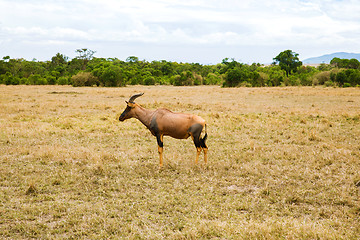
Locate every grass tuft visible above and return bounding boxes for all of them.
[25,184,37,195]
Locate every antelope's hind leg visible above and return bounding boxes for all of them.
[200,133,208,164]
[189,124,204,164]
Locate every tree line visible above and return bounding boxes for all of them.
[1,49,360,87]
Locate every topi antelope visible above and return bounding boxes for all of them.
[119,93,208,167]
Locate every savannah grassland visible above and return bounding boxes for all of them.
[0,85,359,239]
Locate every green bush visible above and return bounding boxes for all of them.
[193,73,203,85]
[254,72,268,87]
[100,65,123,87]
[71,72,98,87]
[3,73,20,85]
[173,71,194,86]
[223,67,247,87]
[324,81,334,87]
[28,74,47,85]
[284,76,300,86]
[144,76,155,85]
[331,69,360,87]
[19,77,28,85]
[57,76,69,85]
[157,76,171,85]
[47,76,57,85]
[205,73,222,85]
[312,71,330,85]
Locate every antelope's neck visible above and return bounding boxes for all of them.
[134,105,154,129]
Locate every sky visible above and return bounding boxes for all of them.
[1,0,360,64]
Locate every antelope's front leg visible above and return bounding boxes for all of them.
[195,147,202,164]
[203,148,208,164]
[156,134,164,167]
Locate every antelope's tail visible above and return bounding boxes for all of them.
[200,124,207,148]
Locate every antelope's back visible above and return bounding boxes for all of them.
[154,109,204,139]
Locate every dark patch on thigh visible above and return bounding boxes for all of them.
[149,116,159,136]
[188,123,203,148]
[188,123,203,136]
[149,116,163,147]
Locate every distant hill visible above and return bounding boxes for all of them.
[302,52,360,64]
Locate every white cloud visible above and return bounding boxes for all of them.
[0,0,360,62]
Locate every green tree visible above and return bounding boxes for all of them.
[51,53,68,66]
[3,56,10,62]
[273,50,302,77]
[345,69,360,86]
[76,48,96,61]
[220,58,240,74]
[223,68,243,87]
[126,56,139,63]
[349,59,360,69]
[330,57,342,68]
[330,58,359,69]
[75,48,96,70]
[161,61,174,76]
[335,71,347,86]
[101,65,123,87]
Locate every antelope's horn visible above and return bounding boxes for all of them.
[128,93,144,103]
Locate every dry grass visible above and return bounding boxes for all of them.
[0,85,360,239]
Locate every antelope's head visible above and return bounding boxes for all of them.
[119,93,144,121]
